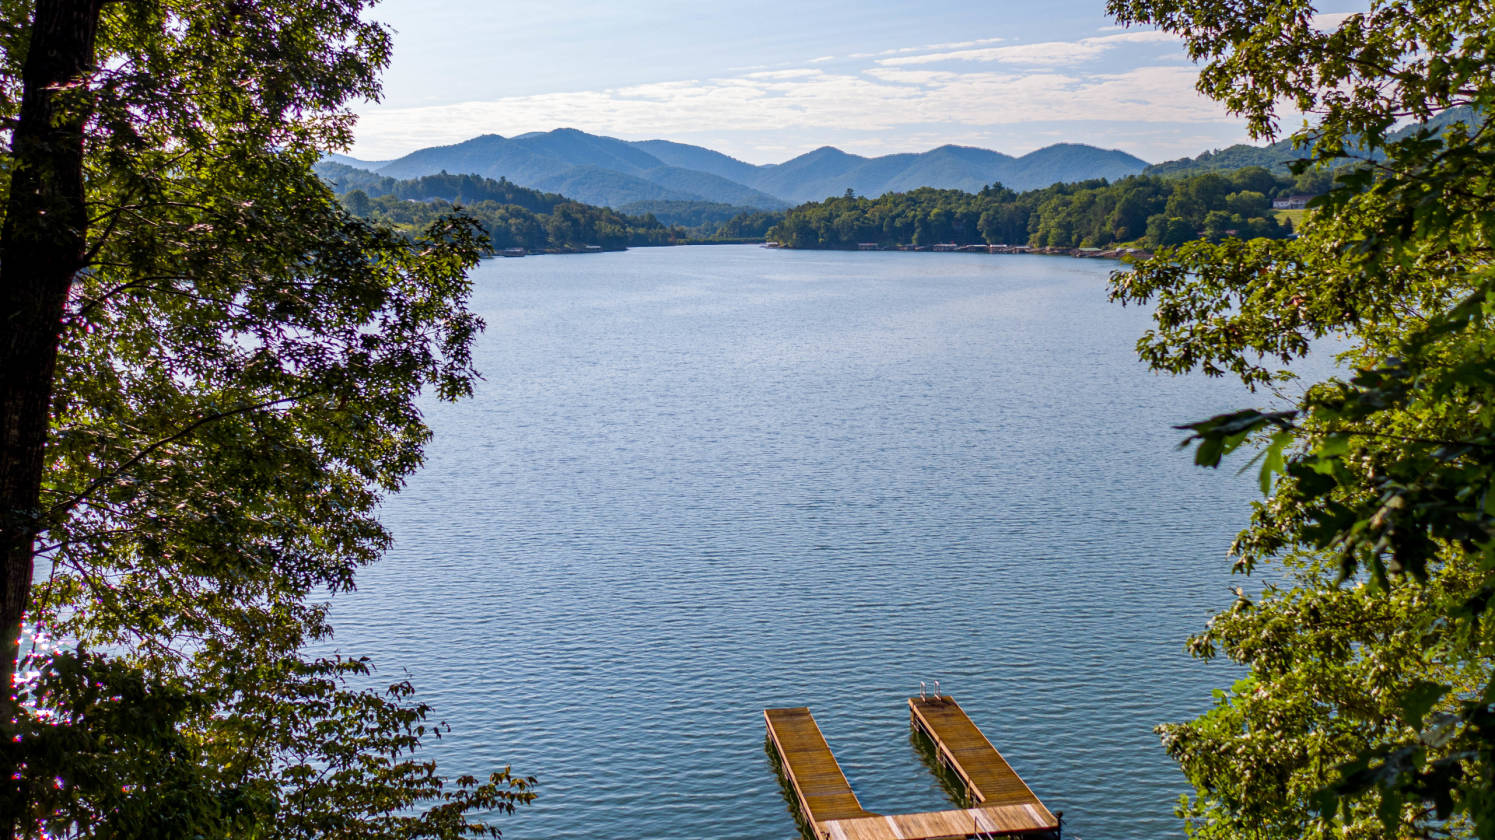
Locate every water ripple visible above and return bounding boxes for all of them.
[324,246,1314,840]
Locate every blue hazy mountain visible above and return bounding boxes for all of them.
[1003,143,1154,189]
[373,130,783,207]
[760,144,1019,201]
[362,128,1150,209]
[628,139,764,184]
[631,166,787,208]
[526,164,784,208]
[376,134,569,182]
[324,152,386,171]
[744,142,1148,202]
[747,146,866,202]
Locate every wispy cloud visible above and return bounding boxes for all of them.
[879,29,1180,68]
[742,69,827,80]
[847,36,1006,60]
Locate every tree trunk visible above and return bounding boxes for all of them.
[0,0,103,778]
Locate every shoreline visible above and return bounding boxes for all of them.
[762,242,1154,260]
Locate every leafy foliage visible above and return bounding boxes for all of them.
[1105,0,1495,835]
[0,1,533,836]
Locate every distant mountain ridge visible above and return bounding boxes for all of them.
[327,128,1150,210]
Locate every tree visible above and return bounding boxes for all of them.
[1223,189,1269,217]
[0,2,532,836]
[1106,0,1495,835]
[343,188,374,217]
[1144,213,1195,247]
[1162,172,1232,226]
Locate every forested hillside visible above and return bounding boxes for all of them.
[615,200,776,231]
[1146,105,1479,176]
[1144,139,1303,176]
[319,162,571,212]
[320,166,684,251]
[769,167,1298,250]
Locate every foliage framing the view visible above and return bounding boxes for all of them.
[1105,0,1495,836]
[0,2,532,837]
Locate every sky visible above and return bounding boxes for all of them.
[347,0,1355,166]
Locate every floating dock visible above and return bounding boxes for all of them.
[908,696,1057,830]
[764,707,876,828]
[764,697,1059,840]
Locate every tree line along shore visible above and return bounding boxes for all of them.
[322,160,1330,256]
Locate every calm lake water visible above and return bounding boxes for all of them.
[329,244,1284,840]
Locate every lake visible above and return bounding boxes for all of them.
[328,244,1282,840]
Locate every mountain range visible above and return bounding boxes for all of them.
[323,128,1150,210]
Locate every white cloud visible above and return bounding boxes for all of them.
[862,67,960,85]
[848,36,1005,60]
[879,29,1180,68]
[347,28,1248,164]
[743,68,827,80]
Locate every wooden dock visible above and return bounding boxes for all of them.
[764,698,1059,840]
[908,695,1054,818]
[764,707,875,828]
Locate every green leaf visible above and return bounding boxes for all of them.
[1259,429,1292,494]
[1400,681,1450,732]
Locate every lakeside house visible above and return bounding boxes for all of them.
[1272,194,1316,209]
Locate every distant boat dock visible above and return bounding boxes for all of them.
[764,696,1060,840]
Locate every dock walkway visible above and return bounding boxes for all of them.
[764,697,1059,840]
[907,696,1052,818]
[764,707,874,828]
